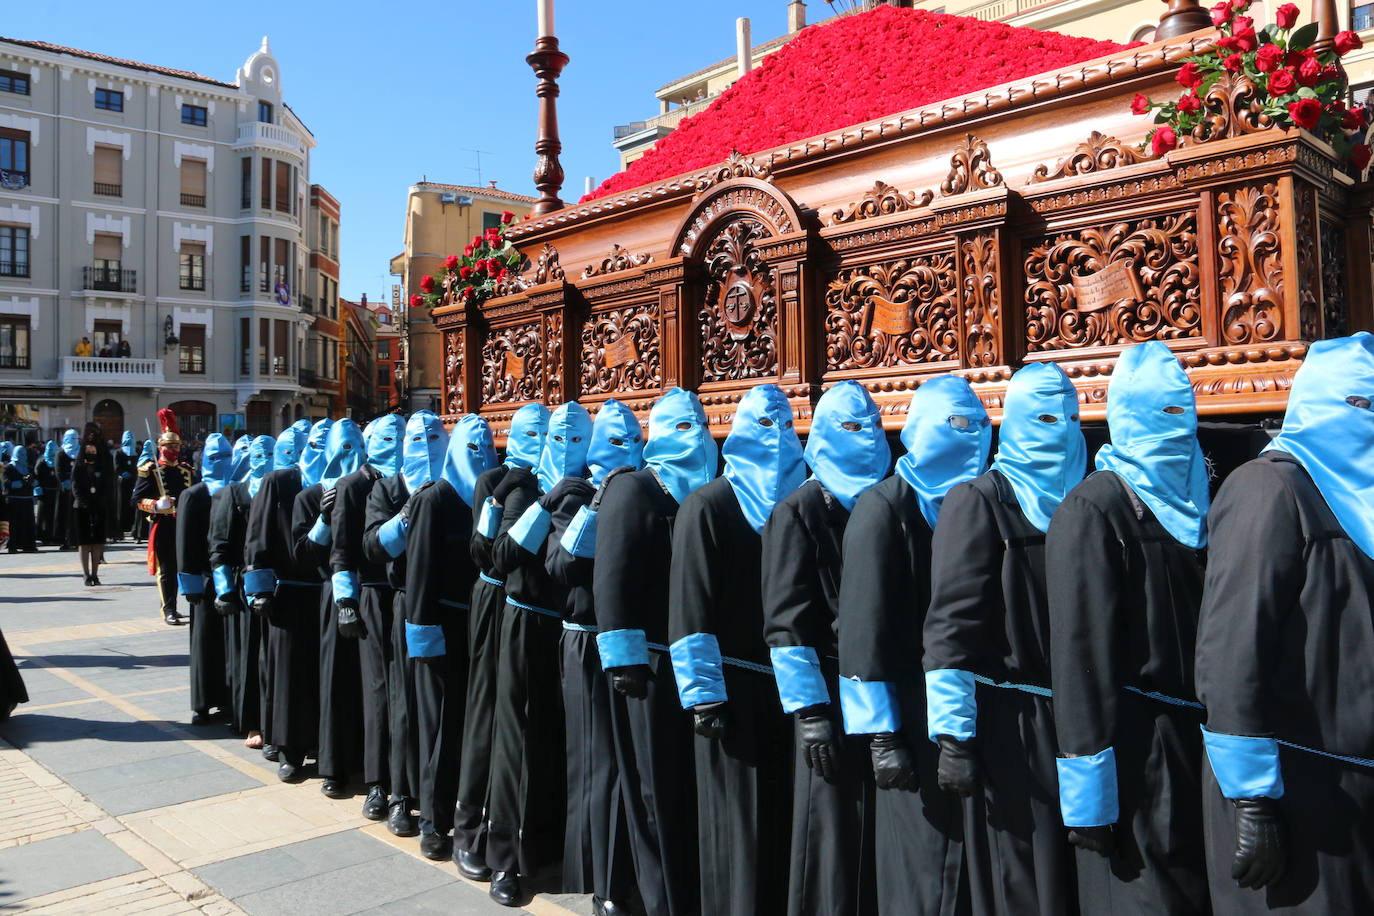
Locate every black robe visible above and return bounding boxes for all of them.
[116,450,137,535]
[209,482,263,735]
[1195,453,1374,913]
[178,481,228,717]
[923,470,1077,916]
[594,468,700,916]
[3,464,37,553]
[0,623,27,721]
[669,476,793,916]
[838,475,967,916]
[1047,471,1208,915]
[34,459,57,544]
[71,453,112,546]
[56,452,76,548]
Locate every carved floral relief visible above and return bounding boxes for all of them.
[443,327,465,415]
[481,321,543,404]
[699,218,778,381]
[959,232,1001,367]
[1217,182,1284,345]
[824,253,958,370]
[580,303,663,394]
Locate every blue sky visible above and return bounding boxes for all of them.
[4,0,841,298]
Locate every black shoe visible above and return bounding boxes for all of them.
[320,779,349,799]
[262,744,279,762]
[278,761,308,783]
[419,832,453,862]
[164,610,185,626]
[386,800,418,837]
[593,898,630,916]
[489,871,520,907]
[454,848,492,882]
[190,710,211,727]
[360,785,387,820]
[91,575,102,586]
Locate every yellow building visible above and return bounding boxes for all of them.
[389,182,535,412]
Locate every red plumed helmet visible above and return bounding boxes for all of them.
[156,408,181,447]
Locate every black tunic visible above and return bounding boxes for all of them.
[0,624,27,721]
[71,454,112,546]
[56,452,76,548]
[669,476,793,916]
[1195,453,1374,913]
[178,481,228,717]
[837,474,966,916]
[35,459,57,544]
[1047,471,1208,915]
[3,464,37,553]
[116,450,137,534]
[209,483,262,734]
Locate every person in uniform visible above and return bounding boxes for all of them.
[133,410,195,623]
[35,440,58,545]
[669,383,803,916]
[1196,332,1374,913]
[56,428,79,551]
[3,440,38,554]
[177,434,233,726]
[116,431,138,539]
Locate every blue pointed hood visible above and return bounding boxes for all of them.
[43,440,57,467]
[138,439,154,467]
[274,424,307,471]
[587,400,645,485]
[365,414,406,477]
[643,388,718,504]
[723,384,806,532]
[230,435,252,482]
[1264,332,1374,559]
[120,431,136,457]
[992,361,1087,533]
[1096,342,1209,548]
[200,434,234,495]
[247,435,274,499]
[505,403,550,470]
[895,375,992,529]
[805,380,891,511]
[443,414,498,505]
[12,443,28,476]
[402,411,448,491]
[321,419,366,490]
[0,442,9,463]
[298,419,333,488]
[61,428,80,460]
[537,402,593,492]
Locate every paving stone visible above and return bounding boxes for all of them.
[74,758,261,816]
[231,850,455,916]
[0,828,141,902]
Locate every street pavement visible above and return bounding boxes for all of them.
[0,542,593,915]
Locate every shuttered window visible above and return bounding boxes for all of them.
[260,156,272,209]
[274,161,291,214]
[93,232,122,267]
[179,157,206,207]
[93,145,122,196]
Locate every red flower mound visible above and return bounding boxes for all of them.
[582,6,1130,202]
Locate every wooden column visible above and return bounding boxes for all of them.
[527,37,570,216]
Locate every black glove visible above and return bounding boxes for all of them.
[337,600,368,640]
[213,594,241,617]
[608,665,649,699]
[869,732,917,791]
[1231,796,1286,889]
[400,480,433,522]
[936,736,981,796]
[185,593,203,615]
[320,486,337,524]
[538,477,595,510]
[1068,825,1116,856]
[692,703,728,740]
[491,466,532,503]
[249,594,275,621]
[361,464,381,482]
[796,709,841,782]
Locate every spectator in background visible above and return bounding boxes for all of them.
[98,342,113,358]
[117,339,131,358]
[74,338,92,357]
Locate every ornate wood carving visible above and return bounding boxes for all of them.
[699,218,778,381]
[443,327,465,415]
[941,135,1004,197]
[582,244,654,278]
[1217,183,1284,345]
[1319,218,1349,338]
[543,311,565,403]
[481,321,543,404]
[580,303,663,394]
[824,252,959,370]
[494,260,533,297]
[533,243,565,285]
[829,181,934,225]
[1023,213,1202,352]
[1190,72,1274,145]
[1029,131,1152,184]
[959,232,1001,367]
[1296,184,1321,341]
[675,181,800,257]
[692,150,773,194]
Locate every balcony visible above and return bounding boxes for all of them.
[0,259,29,278]
[180,192,206,208]
[93,182,122,197]
[59,356,166,388]
[82,266,137,293]
[234,121,307,157]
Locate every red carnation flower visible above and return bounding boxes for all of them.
[1274,2,1298,28]
[409,294,423,308]
[1210,1,1232,26]
[1268,69,1297,95]
[1255,44,1284,73]
[420,275,435,293]
[501,210,515,223]
[1336,30,1363,56]
[1287,97,1322,130]
[1131,93,1151,115]
[1223,52,1245,72]
[459,267,473,280]
[1177,92,1202,114]
[1151,125,1178,156]
[1352,144,1372,171]
[1176,62,1204,88]
[444,254,459,270]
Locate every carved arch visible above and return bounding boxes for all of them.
[671,178,805,259]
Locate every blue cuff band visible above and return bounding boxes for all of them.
[308,516,331,546]
[379,514,409,559]
[212,566,234,598]
[405,621,446,658]
[670,633,727,708]
[1202,727,1285,799]
[839,677,902,734]
[242,568,276,596]
[510,503,552,554]
[478,498,501,539]
[925,668,977,742]
[331,569,359,602]
[560,505,598,558]
[597,628,649,669]
[1057,748,1120,827]
[769,646,831,714]
[177,573,205,596]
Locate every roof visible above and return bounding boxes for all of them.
[412,182,537,205]
[585,6,1131,202]
[0,36,238,90]
[656,31,795,96]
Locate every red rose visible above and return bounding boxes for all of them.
[459,267,473,280]
[1232,26,1258,52]
[1352,144,1372,171]
[1209,1,1231,26]
[1318,65,1341,84]
[420,275,435,293]
[498,268,509,281]
[1343,106,1367,130]
[501,210,515,223]
[472,235,484,248]
[1177,92,1202,114]
[444,254,459,270]
[1335,30,1364,56]
[461,286,475,300]
[1216,35,1239,51]
[1255,44,1284,73]
[1295,55,1323,86]
[1223,52,1245,72]
[409,294,423,308]
[1267,69,1297,94]
[1176,62,1204,88]
[1228,0,1249,10]
[1151,125,1178,156]
[1287,97,1323,130]
[1274,2,1298,28]
[463,244,474,257]
[1131,92,1151,115]
[1231,15,1253,33]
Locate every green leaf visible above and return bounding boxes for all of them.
[1289,22,1318,51]
[1297,86,1319,100]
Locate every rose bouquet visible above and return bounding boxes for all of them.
[412,210,523,311]
[1133,1,1369,170]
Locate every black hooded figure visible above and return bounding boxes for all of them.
[35,440,59,545]
[3,443,38,553]
[116,431,138,537]
[55,428,78,550]
[176,433,233,726]
[1195,332,1374,914]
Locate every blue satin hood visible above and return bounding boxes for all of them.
[230,435,252,482]
[61,429,80,460]
[895,375,992,529]
[805,380,891,511]
[1096,342,1209,548]
[644,388,718,504]
[120,431,136,457]
[443,414,497,505]
[505,403,550,470]
[587,399,644,486]
[11,443,28,475]
[43,440,57,466]
[298,419,333,488]
[402,411,448,491]
[992,361,1087,533]
[247,435,274,498]
[365,414,406,478]
[321,419,366,490]
[138,440,154,466]
[1264,332,1374,559]
[274,425,307,471]
[723,384,806,533]
[200,434,233,495]
[537,402,593,491]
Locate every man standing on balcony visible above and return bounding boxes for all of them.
[74,338,91,357]
[133,409,195,626]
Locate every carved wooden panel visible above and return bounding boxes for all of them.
[443,327,465,415]
[543,311,565,403]
[1320,218,1349,338]
[1297,184,1320,341]
[1023,212,1201,352]
[481,321,543,404]
[824,252,958,370]
[941,134,1004,197]
[829,181,933,225]
[958,232,1001,368]
[1217,182,1283,345]
[580,302,662,395]
[1028,132,1151,184]
[698,218,778,381]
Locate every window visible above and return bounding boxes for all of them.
[378,366,390,390]
[240,157,252,209]
[258,100,273,123]
[0,70,30,96]
[179,157,206,207]
[259,236,270,292]
[93,145,122,196]
[273,320,290,375]
[258,317,270,374]
[178,324,205,374]
[0,315,30,369]
[240,316,251,376]
[319,214,328,253]
[93,232,122,271]
[330,221,338,259]
[94,88,123,112]
[482,211,503,232]
[179,241,205,291]
[274,238,290,295]
[93,319,122,355]
[274,161,291,214]
[180,104,207,127]
[1356,3,1374,30]
[240,235,251,293]
[376,339,391,360]
[0,226,29,277]
[0,128,30,188]
[260,156,272,209]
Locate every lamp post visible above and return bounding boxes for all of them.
[528,0,569,216]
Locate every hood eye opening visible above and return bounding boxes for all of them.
[676,421,693,431]
[758,416,775,428]
[466,442,479,451]
[1346,395,1373,410]
[841,420,863,432]
[428,433,440,441]
[1038,414,1059,424]
[1162,405,1186,415]
[948,415,971,429]
[572,436,583,443]
[554,434,565,442]
[1071,414,1080,422]
[609,437,625,447]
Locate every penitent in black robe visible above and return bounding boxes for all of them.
[116,450,137,536]
[838,474,967,916]
[670,476,793,916]
[763,479,878,916]
[1046,471,1208,915]
[35,459,57,544]
[209,482,263,735]
[3,464,37,553]
[177,481,228,719]
[923,470,1077,916]
[0,623,27,721]
[1195,453,1374,914]
[55,452,76,549]
[594,468,700,916]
